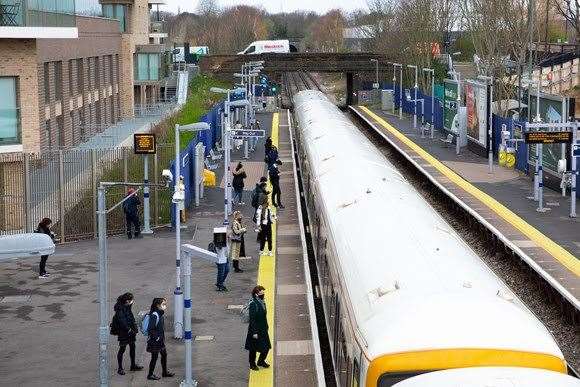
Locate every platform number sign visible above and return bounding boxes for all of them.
[134,133,156,154]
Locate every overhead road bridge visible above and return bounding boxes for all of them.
[200,52,393,105]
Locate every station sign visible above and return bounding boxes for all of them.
[231,129,265,139]
[134,133,156,154]
[524,131,572,144]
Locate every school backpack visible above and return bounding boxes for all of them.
[251,188,260,208]
[109,314,120,336]
[240,299,253,324]
[139,311,158,336]
[208,242,217,253]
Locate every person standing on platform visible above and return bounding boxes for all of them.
[232,162,247,205]
[251,177,269,214]
[112,292,142,375]
[146,298,174,380]
[35,217,55,278]
[123,188,141,239]
[215,228,230,291]
[230,211,246,273]
[245,285,271,371]
[255,196,275,256]
[268,161,284,209]
[264,136,272,161]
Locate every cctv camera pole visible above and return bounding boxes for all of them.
[180,249,197,387]
[479,75,494,173]
[224,91,232,225]
[173,124,184,339]
[97,185,109,387]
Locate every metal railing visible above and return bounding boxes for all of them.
[134,100,176,117]
[0,144,174,242]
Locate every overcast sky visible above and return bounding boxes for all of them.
[163,0,366,15]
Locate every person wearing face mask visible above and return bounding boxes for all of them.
[112,292,142,375]
[244,285,271,371]
[146,298,174,380]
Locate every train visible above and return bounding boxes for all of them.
[292,90,574,387]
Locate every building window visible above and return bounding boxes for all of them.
[55,61,63,101]
[56,115,64,148]
[68,59,74,96]
[95,56,100,90]
[77,58,84,94]
[44,62,50,104]
[102,4,126,32]
[109,55,114,86]
[135,53,160,81]
[0,77,20,145]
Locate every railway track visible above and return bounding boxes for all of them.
[283,71,324,108]
[351,112,580,375]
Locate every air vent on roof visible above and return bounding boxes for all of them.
[367,282,400,304]
[339,200,357,209]
[497,289,515,302]
[322,155,335,162]
[463,281,472,288]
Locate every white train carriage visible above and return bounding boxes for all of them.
[292,90,568,387]
[393,367,580,386]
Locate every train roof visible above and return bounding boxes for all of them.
[392,367,580,386]
[293,90,564,360]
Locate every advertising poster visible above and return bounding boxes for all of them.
[465,81,488,147]
[443,80,459,133]
[527,92,568,176]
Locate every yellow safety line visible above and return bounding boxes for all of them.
[359,106,580,277]
[248,112,279,387]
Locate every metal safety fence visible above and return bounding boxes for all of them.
[0,144,174,242]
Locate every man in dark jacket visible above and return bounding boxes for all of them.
[245,285,271,370]
[123,188,141,239]
[113,293,142,375]
[268,163,284,209]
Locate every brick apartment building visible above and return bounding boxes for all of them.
[0,0,169,154]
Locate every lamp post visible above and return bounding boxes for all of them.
[407,64,418,129]
[422,67,435,127]
[393,63,403,119]
[210,87,246,223]
[172,122,210,339]
[370,59,379,89]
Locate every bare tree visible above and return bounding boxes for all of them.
[308,9,346,52]
[552,0,580,41]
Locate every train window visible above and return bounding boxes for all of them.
[377,371,431,387]
[352,359,360,387]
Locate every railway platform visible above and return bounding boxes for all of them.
[351,106,580,315]
[0,111,323,386]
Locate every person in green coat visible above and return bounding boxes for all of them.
[244,285,271,370]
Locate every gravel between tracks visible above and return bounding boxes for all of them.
[354,113,579,372]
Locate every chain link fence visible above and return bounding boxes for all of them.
[0,144,174,242]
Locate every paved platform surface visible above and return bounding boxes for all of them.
[352,106,579,309]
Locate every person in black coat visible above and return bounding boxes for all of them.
[35,217,55,278]
[146,298,174,380]
[232,162,247,205]
[245,285,271,370]
[113,292,142,375]
[268,162,284,209]
[123,188,141,239]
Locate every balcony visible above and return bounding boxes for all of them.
[0,0,79,38]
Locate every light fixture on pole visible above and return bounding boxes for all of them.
[422,67,435,127]
[370,59,379,89]
[172,121,210,339]
[407,64,418,129]
[393,63,403,119]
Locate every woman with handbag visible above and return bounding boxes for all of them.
[230,211,247,273]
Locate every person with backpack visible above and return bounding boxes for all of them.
[146,297,174,380]
[251,177,269,213]
[268,162,284,209]
[230,211,246,273]
[232,162,247,206]
[245,285,271,371]
[111,292,142,375]
[35,217,55,278]
[123,188,141,239]
[255,196,275,256]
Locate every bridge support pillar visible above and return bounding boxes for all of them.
[346,72,355,106]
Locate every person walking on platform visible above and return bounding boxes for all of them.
[112,292,143,375]
[232,162,247,205]
[255,196,275,256]
[146,298,174,380]
[35,217,55,278]
[268,162,284,209]
[123,188,141,239]
[230,211,246,273]
[251,177,269,215]
[245,285,271,371]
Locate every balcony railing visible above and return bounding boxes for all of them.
[0,0,78,27]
